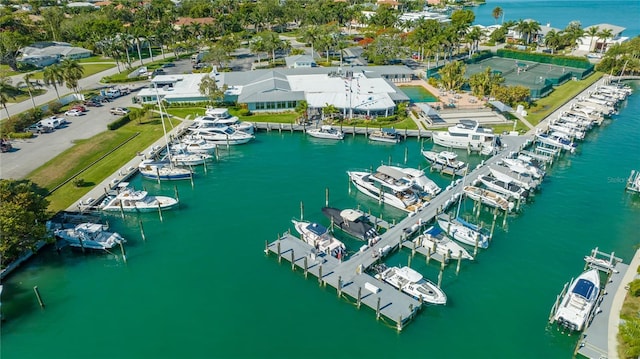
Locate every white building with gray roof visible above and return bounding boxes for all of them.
[137,66,413,118]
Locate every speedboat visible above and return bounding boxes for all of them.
[321,207,379,241]
[462,185,514,212]
[369,128,401,143]
[385,165,441,197]
[291,220,346,259]
[201,107,255,134]
[54,223,125,250]
[307,125,344,140]
[375,266,447,305]
[419,226,473,260]
[437,213,489,249]
[190,125,254,145]
[170,153,212,166]
[553,269,600,332]
[432,119,495,153]
[500,158,545,180]
[100,183,179,212]
[138,160,193,181]
[347,167,428,213]
[421,150,468,176]
[489,165,540,191]
[477,174,529,201]
[536,132,578,153]
[171,137,217,154]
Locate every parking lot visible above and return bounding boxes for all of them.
[0,91,143,180]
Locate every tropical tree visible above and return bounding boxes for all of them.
[543,30,562,54]
[597,28,613,53]
[295,100,308,123]
[438,60,466,91]
[515,20,541,45]
[585,26,600,52]
[0,31,31,71]
[43,64,65,99]
[59,59,84,94]
[368,5,398,29]
[20,73,38,110]
[198,74,225,104]
[492,6,503,24]
[468,67,504,97]
[465,26,483,56]
[322,103,339,121]
[0,75,15,119]
[0,179,50,268]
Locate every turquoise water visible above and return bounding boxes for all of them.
[472,0,640,37]
[399,86,438,103]
[2,81,639,359]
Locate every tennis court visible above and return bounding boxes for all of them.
[465,57,583,98]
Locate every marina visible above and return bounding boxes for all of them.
[1,76,639,357]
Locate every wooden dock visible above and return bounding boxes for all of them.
[265,135,532,329]
[254,122,433,139]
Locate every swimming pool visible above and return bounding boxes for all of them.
[399,86,438,103]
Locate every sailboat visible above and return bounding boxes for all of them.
[438,171,490,249]
[139,84,193,181]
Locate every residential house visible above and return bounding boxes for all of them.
[18,42,92,68]
[577,24,628,53]
[285,55,317,69]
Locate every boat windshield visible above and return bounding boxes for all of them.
[572,278,596,299]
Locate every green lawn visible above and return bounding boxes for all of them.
[0,65,19,77]
[487,120,530,135]
[77,56,115,63]
[526,72,604,126]
[27,115,180,212]
[6,89,46,103]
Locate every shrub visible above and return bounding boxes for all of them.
[427,77,438,87]
[47,101,63,115]
[107,114,132,130]
[629,279,640,297]
[7,132,34,139]
[238,108,251,116]
[72,178,86,187]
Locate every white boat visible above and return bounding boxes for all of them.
[307,125,345,140]
[201,107,255,134]
[489,165,540,191]
[626,170,640,193]
[171,137,217,154]
[421,150,468,176]
[536,132,578,153]
[437,213,489,249]
[584,255,618,273]
[291,220,346,259]
[501,158,545,180]
[347,167,428,213]
[477,174,529,201]
[190,125,254,145]
[54,223,125,250]
[100,183,179,212]
[375,266,447,305]
[385,165,441,197]
[463,185,514,212]
[369,128,401,143]
[548,124,585,141]
[432,119,495,153]
[138,160,193,181]
[419,226,473,260]
[553,269,600,332]
[321,207,379,241]
[170,153,212,166]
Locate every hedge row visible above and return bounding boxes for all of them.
[107,114,132,130]
[496,49,593,69]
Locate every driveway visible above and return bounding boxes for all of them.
[0,92,142,180]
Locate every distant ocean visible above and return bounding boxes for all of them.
[472,0,640,38]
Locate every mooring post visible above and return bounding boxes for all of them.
[156,167,161,185]
[376,297,381,320]
[119,200,125,219]
[438,268,443,287]
[174,185,179,203]
[456,251,462,274]
[412,240,416,256]
[404,147,408,164]
[397,315,403,331]
[264,240,268,255]
[325,187,329,207]
[119,241,127,264]
[78,235,85,254]
[291,249,295,270]
[407,254,412,268]
[304,256,308,278]
[190,171,194,188]
[474,235,479,257]
[490,209,498,240]
[157,202,163,222]
[388,155,392,166]
[300,201,304,221]
[337,276,342,297]
[503,209,508,226]
[33,286,45,308]
[357,287,362,309]
[277,241,281,263]
[318,264,323,286]
[426,247,431,264]
[139,220,146,241]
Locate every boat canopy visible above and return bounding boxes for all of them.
[572,278,596,299]
[377,165,406,180]
[424,226,444,237]
[381,128,397,135]
[398,266,423,283]
[320,125,333,131]
[340,209,363,222]
[305,222,328,236]
[459,119,478,128]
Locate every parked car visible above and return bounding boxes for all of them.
[65,109,83,116]
[161,63,175,68]
[84,100,101,107]
[71,104,87,112]
[24,123,53,134]
[110,107,130,116]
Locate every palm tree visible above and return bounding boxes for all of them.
[543,30,562,54]
[465,26,483,56]
[20,73,37,110]
[492,7,503,24]
[43,64,64,100]
[59,59,84,94]
[585,26,600,52]
[0,76,15,119]
[597,28,613,53]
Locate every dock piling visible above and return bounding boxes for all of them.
[277,241,281,263]
[264,240,268,255]
[33,286,45,308]
[304,256,308,278]
[338,276,342,297]
[376,297,381,320]
[397,315,403,331]
[119,241,127,264]
[357,287,362,309]
[291,249,295,270]
[174,185,179,203]
[157,202,163,222]
[407,254,412,268]
[318,264,323,286]
[404,147,408,164]
[119,200,124,219]
[300,201,304,221]
[426,247,431,264]
[456,250,462,274]
[78,235,85,254]
[438,268,443,287]
[139,220,146,241]
[325,187,329,207]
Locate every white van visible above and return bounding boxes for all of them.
[40,116,61,129]
[105,88,121,99]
